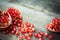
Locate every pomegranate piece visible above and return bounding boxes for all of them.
[46,17,60,32]
[0,11,12,29]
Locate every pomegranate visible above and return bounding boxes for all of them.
[46,17,60,32]
[0,10,12,30]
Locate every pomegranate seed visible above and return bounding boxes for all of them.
[21,28,25,33]
[38,38,42,40]
[28,29,33,33]
[31,24,34,28]
[18,36,23,40]
[38,34,42,38]
[32,28,35,32]
[24,28,28,33]
[18,27,21,31]
[39,31,44,36]
[27,37,31,40]
[49,35,54,40]
[15,31,20,35]
[28,27,32,30]
[2,31,7,34]
[24,33,29,38]
[11,31,16,34]
[28,32,33,37]
[18,20,22,23]
[34,32,38,37]
[25,22,31,27]
[44,33,49,38]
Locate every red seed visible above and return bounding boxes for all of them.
[34,32,38,37]
[38,34,42,38]
[18,27,21,31]
[39,31,44,36]
[30,24,34,28]
[2,31,7,34]
[28,32,33,37]
[38,38,42,40]
[21,28,25,33]
[28,29,33,33]
[15,31,20,35]
[49,35,54,40]
[32,28,35,32]
[11,31,16,34]
[25,22,31,27]
[24,33,29,38]
[27,37,31,40]
[18,36,23,40]
[44,33,49,37]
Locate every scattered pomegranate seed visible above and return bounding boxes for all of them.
[25,22,31,27]
[18,36,23,40]
[24,33,29,38]
[15,31,20,35]
[49,35,54,40]
[34,32,38,37]
[11,30,16,34]
[2,31,7,34]
[39,31,44,36]
[38,34,42,38]
[38,38,42,40]
[18,27,21,31]
[26,37,31,40]
[28,32,33,37]
[44,33,49,38]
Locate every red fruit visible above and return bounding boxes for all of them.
[39,31,44,36]
[44,33,49,37]
[38,38,42,40]
[49,35,54,40]
[34,32,38,37]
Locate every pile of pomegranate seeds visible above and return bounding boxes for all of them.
[0,7,55,40]
[46,17,60,32]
